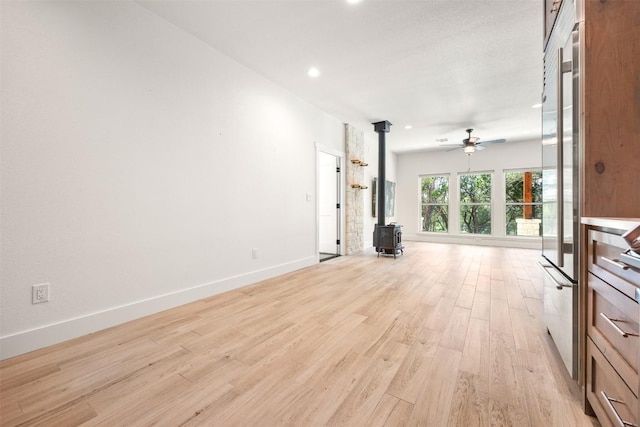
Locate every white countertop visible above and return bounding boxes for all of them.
[581,217,640,231]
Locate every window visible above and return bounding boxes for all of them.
[459,173,492,235]
[505,169,542,237]
[420,175,449,232]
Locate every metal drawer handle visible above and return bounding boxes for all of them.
[600,391,637,427]
[600,313,639,338]
[601,256,630,270]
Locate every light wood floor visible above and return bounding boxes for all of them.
[1,242,600,426]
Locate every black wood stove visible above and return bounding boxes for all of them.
[372,120,404,259]
[373,224,404,258]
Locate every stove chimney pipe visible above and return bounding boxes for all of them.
[373,121,392,226]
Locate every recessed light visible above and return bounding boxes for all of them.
[347,0,363,4]
[531,103,542,109]
[307,67,320,78]
[404,125,413,130]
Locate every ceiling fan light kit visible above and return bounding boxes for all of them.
[440,128,506,155]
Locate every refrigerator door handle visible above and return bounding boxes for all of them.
[556,46,565,268]
[555,47,574,269]
[540,261,574,288]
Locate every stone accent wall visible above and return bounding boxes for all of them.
[345,124,365,255]
[516,218,542,236]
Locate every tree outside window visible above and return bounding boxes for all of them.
[420,175,449,232]
[505,170,542,236]
[459,173,492,235]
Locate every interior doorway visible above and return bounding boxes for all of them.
[318,150,342,262]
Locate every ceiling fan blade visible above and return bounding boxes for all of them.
[446,146,463,152]
[477,138,506,145]
[475,145,486,151]
[440,143,464,147]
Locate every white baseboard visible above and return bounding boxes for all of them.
[0,256,317,360]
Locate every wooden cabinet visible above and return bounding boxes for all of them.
[549,0,640,217]
[584,220,640,426]
[577,0,640,218]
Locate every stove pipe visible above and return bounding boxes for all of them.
[373,121,392,226]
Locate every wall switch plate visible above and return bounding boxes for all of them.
[32,283,50,304]
[252,248,259,259]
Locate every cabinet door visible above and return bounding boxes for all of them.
[581,0,640,217]
[587,338,638,427]
[587,273,639,394]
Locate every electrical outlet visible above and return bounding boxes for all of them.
[252,248,259,259]
[32,283,50,304]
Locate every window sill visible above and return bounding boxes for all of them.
[410,232,541,249]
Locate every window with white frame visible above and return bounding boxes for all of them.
[459,172,492,235]
[505,169,542,237]
[420,175,449,232]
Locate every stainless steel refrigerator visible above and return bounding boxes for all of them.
[540,1,580,380]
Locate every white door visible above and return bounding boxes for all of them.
[318,151,340,255]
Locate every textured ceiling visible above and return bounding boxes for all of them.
[138,0,543,153]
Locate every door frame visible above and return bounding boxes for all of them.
[315,143,345,259]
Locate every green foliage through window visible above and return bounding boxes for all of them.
[459,173,492,235]
[420,175,449,232]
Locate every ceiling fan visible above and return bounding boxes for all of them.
[441,128,506,155]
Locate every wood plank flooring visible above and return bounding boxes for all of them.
[0,242,600,426]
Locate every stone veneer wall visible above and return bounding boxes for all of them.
[345,124,365,255]
[516,218,542,237]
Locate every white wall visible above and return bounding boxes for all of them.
[395,139,541,248]
[0,1,345,359]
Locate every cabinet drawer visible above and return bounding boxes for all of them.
[588,273,639,394]
[587,338,638,427]
[589,229,640,300]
